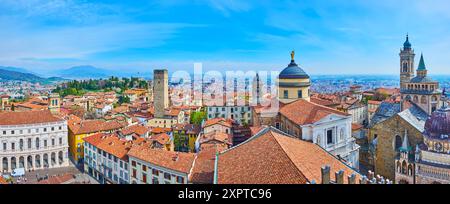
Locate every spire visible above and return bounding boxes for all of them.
[402,129,409,150]
[403,34,412,49]
[417,53,426,70]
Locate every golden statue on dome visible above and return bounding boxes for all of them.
[291,50,295,61]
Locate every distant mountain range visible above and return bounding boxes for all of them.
[0,67,66,84]
[53,65,151,79]
[55,65,112,79]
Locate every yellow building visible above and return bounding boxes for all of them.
[173,124,201,152]
[277,51,311,104]
[68,115,126,164]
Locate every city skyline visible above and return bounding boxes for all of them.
[0,0,450,75]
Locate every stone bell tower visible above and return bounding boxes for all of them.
[400,34,415,89]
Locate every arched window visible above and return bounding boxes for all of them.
[413,96,419,103]
[432,96,438,102]
[340,128,345,141]
[402,62,408,72]
[408,164,413,176]
[36,138,40,149]
[402,161,407,174]
[395,135,402,150]
[421,96,427,104]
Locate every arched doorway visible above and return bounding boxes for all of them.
[35,155,41,168]
[11,157,16,170]
[2,158,8,172]
[58,151,64,165]
[19,156,25,168]
[43,154,49,168]
[51,152,56,167]
[27,156,33,169]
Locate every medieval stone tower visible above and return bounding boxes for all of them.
[399,35,415,89]
[48,93,61,113]
[153,69,169,118]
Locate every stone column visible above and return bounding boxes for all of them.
[24,156,28,171]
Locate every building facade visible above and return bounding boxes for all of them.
[0,110,69,172]
[207,106,252,125]
[128,145,195,184]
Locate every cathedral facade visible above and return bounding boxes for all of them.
[369,35,442,180]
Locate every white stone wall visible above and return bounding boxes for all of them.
[129,156,188,184]
[84,142,129,184]
[304,115,360,169]
[207,106,252,125]
[0,121,69,172]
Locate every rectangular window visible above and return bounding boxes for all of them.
[11,143,15,150]
[132,169,137,178]
[152,177,159,184]
[164,173,171,180]
[52,139,55,146]
[142,173,147,183]
[283,90,288,98]
[298,90,303,98]
[44,140,47,147]
[59,138,62,145]
[11,130,14,135]
[3,143,6,150]
[177,176,184,183]
[132,161,136,167]
[327,129,333,144]
[152,169,159,176]
[142,165,147,172]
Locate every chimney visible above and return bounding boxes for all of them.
[347,173,356,184]
[335,170,344,184]
[321,165,330,184]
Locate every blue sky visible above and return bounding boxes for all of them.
[0,0,450,75]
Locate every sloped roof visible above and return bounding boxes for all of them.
[369,102,401,127]
[279,99,350,125]
[0,110,63,126]
[216,127,360,184]
[398,104,428,132]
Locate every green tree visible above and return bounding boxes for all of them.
[190,111,207,125]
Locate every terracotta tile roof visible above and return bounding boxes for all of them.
[199,131,232,145]
[173,124,201,135]
[0,176,8,184]
[150,133,171,145]
[128,146,195,174]
[150,127,172,134]
[249,125,265,136]
[121,124,150,136]
[352,123,363,131]
[0,110,63,126]
[368,100,382,105]
[68,117,125,135]
[189,144,219,184]
[216,127,360,184]
[84,133,146,160]
[310,97,338,107]
[203,118,233,128]
[280,99,350,125]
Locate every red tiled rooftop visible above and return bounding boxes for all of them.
[280,99,350,125]
[216,127,360,184]
[128,145,195,174]
[0,110,63,126]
